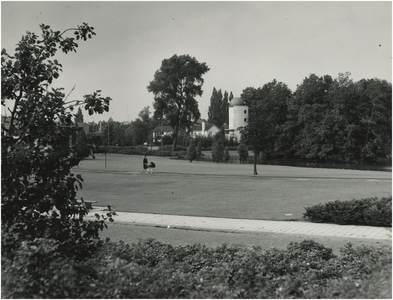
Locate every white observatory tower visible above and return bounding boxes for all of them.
[228,97,248,140]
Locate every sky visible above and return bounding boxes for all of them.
[1,1,392,123]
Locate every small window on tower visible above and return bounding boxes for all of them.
[244,110,247,114]
[244,118,247,122]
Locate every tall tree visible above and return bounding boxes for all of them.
[208,87,220,125]
[75,107,84,122]
[147,54,209,151]
[208,88,230,127]
[222,90,230,125]
[284,74,334,160]
[241,80,291,174]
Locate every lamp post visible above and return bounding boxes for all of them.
[105,118,110,168]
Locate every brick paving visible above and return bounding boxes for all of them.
[88,206,392,240]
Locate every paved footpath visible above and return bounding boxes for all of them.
[87,206,392,240]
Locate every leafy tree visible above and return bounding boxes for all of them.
[284,74,334,160]
[75,107,84,122]
[224,146,230,163]
[75,129,90,158]
[237,142,249,164]
[284,73,391,162]
[1,23,113,255]
[196,140,203,161]
[187,139,197,162]
[147,54,210,151]
[241,80,291,174]
[211,127,225,163]
[208,88,231,127]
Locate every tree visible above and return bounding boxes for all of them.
[222,90,230,125]
[75,129,90,158]
[211,127,225,163]
[147,54,210,151]
[130,107,154,146]
[208,88,231,127]
[237,142,249,164]
[187,139,197,162]
[241,80,291,174]
[1,23,113,255]
[283,73,391,162]
[224,146,230,163]
[196,140,203,161]
[284,74,334,160]
[75,107,84,122]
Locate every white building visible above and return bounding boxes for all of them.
[228,97,248,140]
[191,119,220,137]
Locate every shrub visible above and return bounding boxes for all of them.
[224,146,230,163]
[303,196,392,226]
[2,238,391,298]
[237,142,249,163]
[187,139,197,162]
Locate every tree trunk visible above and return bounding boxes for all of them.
[253,151,258,175]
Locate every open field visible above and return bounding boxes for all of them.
[76,154,391,221]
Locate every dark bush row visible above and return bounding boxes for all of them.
[303,196,392,226]
[2,238,391,298]
[96,145,187,157]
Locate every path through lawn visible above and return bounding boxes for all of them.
[77,154,391,221]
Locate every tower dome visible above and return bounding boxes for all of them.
[229,97,245,107]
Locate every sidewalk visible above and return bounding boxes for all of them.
[87,206,392,240]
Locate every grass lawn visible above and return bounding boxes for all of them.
[76,154,391,221]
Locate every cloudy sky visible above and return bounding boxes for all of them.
[1,1,392,123]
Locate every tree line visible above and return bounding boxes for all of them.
[241,73,391,169]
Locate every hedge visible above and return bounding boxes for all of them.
[303,196,392,226]
[2,238,391,298]
[96,145,187,157]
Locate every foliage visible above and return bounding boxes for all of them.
[2,238,391,298]
[207,87,232,127]
[283,73,392,162]
[211,127,225,163]
[196,140,203,161]
[74,129,90,158]
[102,145,187,158]
[187,139,197,162]
[236,142,249,164]
[224,146,230,163]
[240,80,291,174]
[1,23,113,255]
[303,196,392,226]
[74,107,84,122]
[147,54,210,151]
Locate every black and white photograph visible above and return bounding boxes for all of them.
[1,1,392,298]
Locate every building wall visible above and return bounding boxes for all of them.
[228,105,248,139]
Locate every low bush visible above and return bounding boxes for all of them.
[303,196,392,226]
[96,145,187,157]
[2,238,391,298]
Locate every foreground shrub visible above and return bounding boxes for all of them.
[2,238,391,298]
[303,196,392,226]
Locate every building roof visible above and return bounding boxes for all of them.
[229,97,245,107]
[152,125,174,132]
